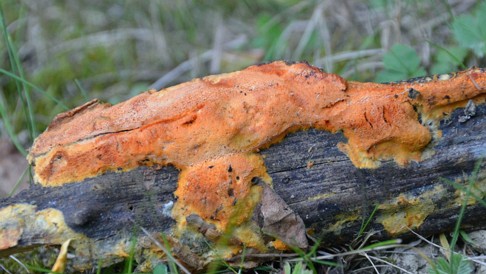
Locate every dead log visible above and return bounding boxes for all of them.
[0,61,485,272]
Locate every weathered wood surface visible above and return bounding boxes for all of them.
[1,102,485,271]
[265,102,486,242]
[0,62,485,272]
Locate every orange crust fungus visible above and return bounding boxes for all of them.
[28,61,486,248]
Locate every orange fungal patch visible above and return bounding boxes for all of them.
[28,61,486,248]
[173,153,269,231]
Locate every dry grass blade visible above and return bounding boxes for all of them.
[0,263,13,274]
[292,3,323,61]
[8,255,30,273]
[318,49,385,65]
[137,225,191,274]
[149,35,247,90]
[361,252,379,274]
[367,254,414,274]
[50,239,71,274]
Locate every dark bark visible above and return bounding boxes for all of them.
[263,102,486,243]
[1,101,485,270]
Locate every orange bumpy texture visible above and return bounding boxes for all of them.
[28,61,486,232]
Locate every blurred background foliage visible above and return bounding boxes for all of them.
[0,0,486,140]
[0,0,486,156]
[1,0,486,271]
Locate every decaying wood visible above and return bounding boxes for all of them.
[0,61,485,272]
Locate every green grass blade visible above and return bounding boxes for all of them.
[450,193,469,258]
[428,41,467,69]
[284,262,291,274]
[448,160,482,270]
[358,204,379,238]
[26,264,61,273]
[0,5,37,138]
[238,245,247,271]
[8,166,28,197]
[74,79,89,101]
[311,258,338,267]
[96,259,102,274]
[289,244,317,273]
[161,234,179,274]
[0,68,69,110]
[361,239,401,251]
[441,178,486,208]
[123,236,137,274]
[0,93,27,156]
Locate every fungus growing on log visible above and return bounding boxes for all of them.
[29,62,486,186]
[2,61,486,271]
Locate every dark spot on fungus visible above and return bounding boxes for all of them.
[182,115,197,126]
[138,158,150,165]
[227,188,234,197]
[408,88,421,99]
[428,96,437,105]
[364,112,373,128]
[228,165,233,172]
[283,60,299,66]
[211,205,223,220]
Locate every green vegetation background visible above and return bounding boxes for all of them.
[1,0,486,151]
[1,1,486,273]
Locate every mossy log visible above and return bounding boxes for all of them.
[0,62,485,272]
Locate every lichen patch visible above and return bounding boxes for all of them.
[376,187,441,235]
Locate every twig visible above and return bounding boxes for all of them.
[149,35,247,90]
